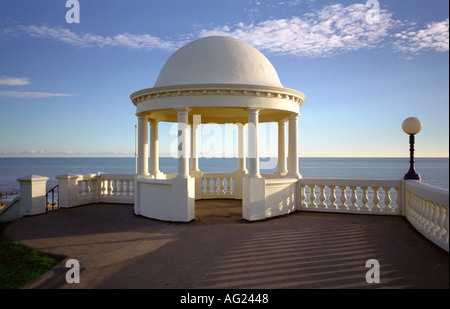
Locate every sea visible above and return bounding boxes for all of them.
[0,157,448,201]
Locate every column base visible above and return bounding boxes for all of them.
[273,171,288,177]
[287,172,302,179]
[151,171,165,180]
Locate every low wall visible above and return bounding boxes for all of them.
[404,180,449,252]
[243,177,298,221]
[134,177,195,222]
[264,178,298,218]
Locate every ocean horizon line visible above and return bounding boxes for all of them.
[0,156,448,159]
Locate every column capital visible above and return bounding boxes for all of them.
[174,107,192,113]
[277,118,289,124]
[248,107,262,113]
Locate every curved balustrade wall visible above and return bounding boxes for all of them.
[404,180,449,252]
[52,172,449,252]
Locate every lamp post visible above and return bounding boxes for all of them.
[402,117,422,180]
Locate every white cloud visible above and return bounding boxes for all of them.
[0,91,72,98]
[19,25,179,51]
[23,150,45,154]
[198,3,396,57]
[0,76,30,86]
[14,4,449,58]
[392,19,449,53]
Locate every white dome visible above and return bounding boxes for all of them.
[154,36,283,88]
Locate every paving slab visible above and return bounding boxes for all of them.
[3,201,448,289]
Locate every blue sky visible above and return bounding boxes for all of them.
[0,0,448,158]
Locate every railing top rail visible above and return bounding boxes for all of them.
[201,172,236,177]
[98,174,135,180]
[46,184,58,194]
[405,180,449,206]
[299,178,402,187]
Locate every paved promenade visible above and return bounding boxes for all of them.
[4,200,448,289]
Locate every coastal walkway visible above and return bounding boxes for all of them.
[4,200,448,289]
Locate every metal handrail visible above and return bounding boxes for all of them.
[46,184,59,211]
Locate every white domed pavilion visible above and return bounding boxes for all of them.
[130,36,305,222]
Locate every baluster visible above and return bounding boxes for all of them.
[300,185,306,208]
[361,186,369,211]
[431,202,441,236]
[382,187,392,212]
[205,178,211,196]
[372,187,380,211]
[318,185,326,208]
[226,178,232,195]
[93,179,98,197]
[84,180,90,197]
[78,181,83,196]
[85,180,90,197]
[426,201,436,233]
[339,186,347,210]
[122,180,127,196]
[120,180,126,196]
[308,185,317,208]
[329,185,337,209]
[349,186,358,211]
[100,179,106,196]
[90,180,96,197]
[414,194,421,224]
[415,194,425,227]
[212,178,218,196]
[219,178,225,195]
[394,187,401,214]
[421,197,431,230]
[406,191,415,221]
[130,180,134,196]
[113,179,117,195]
[116,180,121,196]
[421,198,430,230]
[108,180,113,196]
[115,180,120,196]
[125,180,131,196]
[441,206,449,244]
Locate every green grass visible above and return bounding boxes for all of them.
[0,223,60,289]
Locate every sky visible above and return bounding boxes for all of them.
[0,0,448,158]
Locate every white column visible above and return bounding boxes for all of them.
[277,119,288,176]
[247,108,261,178]
[237,122,247,173]
[137,116,149,176]
[190,114,200,174]
[177,108,190,178]
[149,119,160,177]
[288,113,301,178]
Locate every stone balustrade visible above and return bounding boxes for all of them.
[58,173,135,207]
[404,180,449,251]
[2,172,448,252]
[201,173,235,199]
[298,178,403,215]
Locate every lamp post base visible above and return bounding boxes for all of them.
[403,169,421,180]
